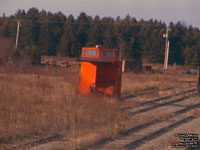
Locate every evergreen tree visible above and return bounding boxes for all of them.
[77,12,90,47]
[1,8,200,66]
[57,15,80,57]
[87,15,103,46]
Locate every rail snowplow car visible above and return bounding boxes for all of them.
[77,45,122,97]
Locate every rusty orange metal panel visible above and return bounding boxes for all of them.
[77,62,97,95]
[95,62,122,97]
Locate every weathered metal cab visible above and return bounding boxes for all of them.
[77,45,122,97]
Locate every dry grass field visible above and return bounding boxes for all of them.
[0,64,199,150]
[0,65,123,149]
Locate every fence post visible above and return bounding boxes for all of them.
[197,68,200,95]
[173,62,176,70]
[122,59,125,73]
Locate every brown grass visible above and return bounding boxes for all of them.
[0,65,122,148]
[121,70,195,101]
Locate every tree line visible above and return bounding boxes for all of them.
[0,7,200,66]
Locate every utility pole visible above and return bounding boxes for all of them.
[15,20,20,48]
[164,25,170,69]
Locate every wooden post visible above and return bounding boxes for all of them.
[122,59,125,73]
[15,20,20,48]
[173,62,176,70]
[197,68,200,95]
[164,25,170,70]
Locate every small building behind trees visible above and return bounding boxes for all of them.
[122,59,142,73]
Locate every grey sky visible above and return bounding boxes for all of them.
[1,0,200,28]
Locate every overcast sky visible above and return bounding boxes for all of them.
[1,0,200,28]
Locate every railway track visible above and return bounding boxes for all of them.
[85,87,199,150]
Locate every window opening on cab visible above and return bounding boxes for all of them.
[102,51,115,57]
[83,49,97,57]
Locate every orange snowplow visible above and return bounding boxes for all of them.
[77,45,122,97]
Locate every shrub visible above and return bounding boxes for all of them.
[22,45,41,65]
[10,48,21,60]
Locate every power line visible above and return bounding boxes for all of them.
[0,18,166,27]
